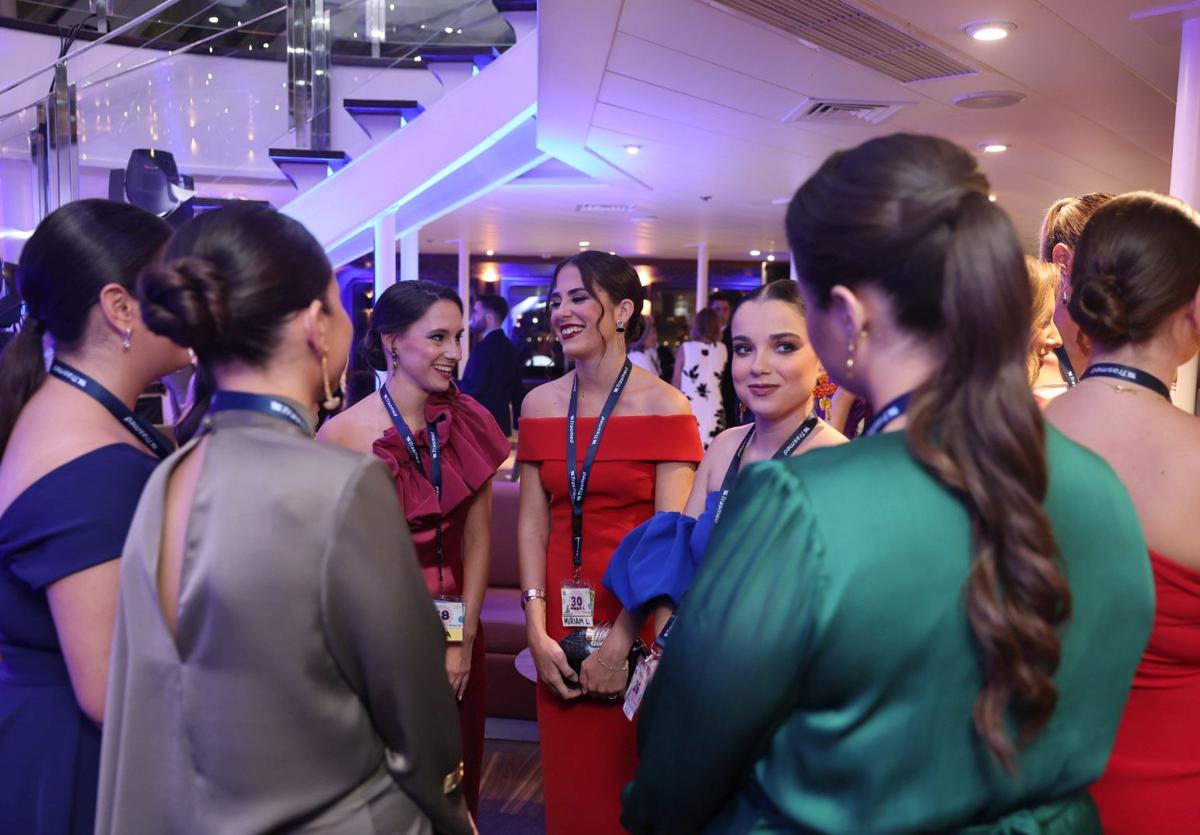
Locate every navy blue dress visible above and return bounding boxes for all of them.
[0,444,157,835]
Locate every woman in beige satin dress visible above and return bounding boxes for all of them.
[95,205,472,835]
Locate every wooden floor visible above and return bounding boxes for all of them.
[477,739,545,833]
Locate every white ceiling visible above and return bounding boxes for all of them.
[418,0,1182,259]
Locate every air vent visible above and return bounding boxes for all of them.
[784,97,910,124]
[713,0,976,83]
[576,203,635,213]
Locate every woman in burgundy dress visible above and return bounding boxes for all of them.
[516,251,702,835]
[319,280,508,816]
[1046,191,1200,834]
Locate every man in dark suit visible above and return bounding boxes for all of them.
[461,294,524,436]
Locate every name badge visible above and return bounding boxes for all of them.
[623,649,660,720]
[434,597,465,643]
[561,582,595,628]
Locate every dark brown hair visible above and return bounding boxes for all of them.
[549,251,645,345]
[787,133,1069,771]
[1069,191,1200,348]
[1039,192,1114,262]
[0,200,171,457]
[358,280,463,371]
[741,277,807,315]
[690,308,721,343]
[138,204,333,438]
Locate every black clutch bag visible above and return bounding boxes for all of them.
[559,625,647,690]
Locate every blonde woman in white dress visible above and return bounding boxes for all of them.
[673,308,727,447]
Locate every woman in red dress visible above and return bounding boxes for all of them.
[1045,192,1200,834]
[319,280,508,817]
[517,251,702,835]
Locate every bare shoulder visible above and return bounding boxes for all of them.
[807,418,849,450]
[520,377,569,418]
[631,368,691,416]
[317,396,384,454]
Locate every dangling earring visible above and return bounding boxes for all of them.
[390,348,399,371]
[616,320,626,333]
[122,328,132,352]
[318,323,341,412]
[844,340,856,377]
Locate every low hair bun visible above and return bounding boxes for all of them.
[625,309,646,344]
[138,255,230,352]
[1070,274,1130,344]
[358,329,388,372]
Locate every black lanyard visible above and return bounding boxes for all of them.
[711,416,818,527]
[1053,346,1078,387]
[1082,363,1171,401]
[567,359,632,580]
[864,392,912,437]
[379,386,447,591]
[49,359,173,459]
[209,391,313,434]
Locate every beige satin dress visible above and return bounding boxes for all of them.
[95,404,471,835]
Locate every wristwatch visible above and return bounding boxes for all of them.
[521,588,547,609]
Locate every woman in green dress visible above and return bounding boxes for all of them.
[621,134,1155,834]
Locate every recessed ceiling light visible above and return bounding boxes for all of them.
[623,144,642,155]
[979,142,1009,153]
[208,15,219,23]
[413,55,422,62]
[578,241,590,248]
[444,26,454,33]
[989,194,998,202]
[964,21,1016,41]
[485,249,494,256]
[766,254,776,262]
[749,249,761,257]
[952,90,1026,110]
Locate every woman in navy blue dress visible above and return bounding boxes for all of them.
[0,200,190,834]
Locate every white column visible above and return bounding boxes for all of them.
[373,211,396,297]
[400,228,420,282]
[1173,15,1200,413]
[696,242,709,313]
[458,239,471,377]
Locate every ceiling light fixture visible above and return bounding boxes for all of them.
[979,142,1009,153]
[444,26,454,33]
[749,249,761,257]
[767,254,776,262]
[964,21,1016,41]
[623,144,642,155]
[413,55,422,62]
[989,194,998,202]
[578,241,590,248]
[485,249,494,256]
[208,15,219,23]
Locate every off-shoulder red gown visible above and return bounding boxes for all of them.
[1090,549,1200,834]
[372,388,509,816]
[517,414,703,835]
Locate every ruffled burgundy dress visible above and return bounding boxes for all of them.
[372,388,509,816]
[1090,550,1200,834]
[517,415,703,835]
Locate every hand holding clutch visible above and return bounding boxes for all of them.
[560,625,647,698]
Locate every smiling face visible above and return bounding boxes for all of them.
[384,298,463,393]
[548,263,628,360]
[731,297,822,422]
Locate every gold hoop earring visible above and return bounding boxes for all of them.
[122,328,132,352]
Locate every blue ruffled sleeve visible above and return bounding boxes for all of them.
[603,511,701,615]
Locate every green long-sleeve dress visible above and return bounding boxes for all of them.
[622,426,1153,834]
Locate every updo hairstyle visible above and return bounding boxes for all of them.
[358,280,463,371]
[1068,191,1200,348]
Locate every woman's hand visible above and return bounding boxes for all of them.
[528,630,580,700]
[446,644,471,701]
[580,634,632,699]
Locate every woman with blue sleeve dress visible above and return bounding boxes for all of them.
[622,134,1154,834]
[604,278,846,633]
[0,200,190,835]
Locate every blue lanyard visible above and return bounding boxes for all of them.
[208,391,313,434]
[49,359,173,459]
[379,385,447,592]
[1053,346,1078,387]
[1082,363,1171,401]
[567,359,632,579]
[864,392,912,437]
[711,416,818,528]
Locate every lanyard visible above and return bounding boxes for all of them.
[711,416,818,528]
[864,392,912,437]
[1082,363,1171,401]
[379,385,447,592]
[49,359,173,459]
[1053,346,1078,387]
[567,358,633,580]
[209,391,313,434]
